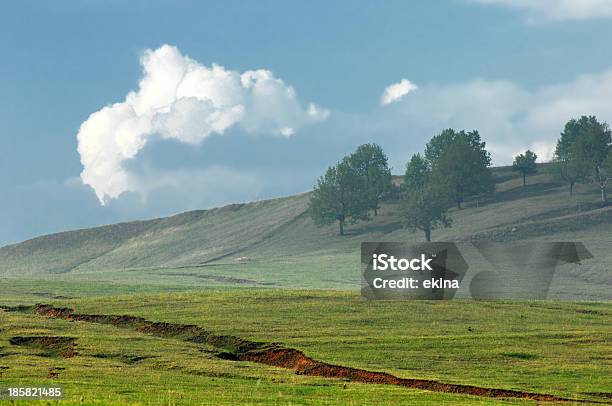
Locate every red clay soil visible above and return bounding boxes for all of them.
[29,304,592,403]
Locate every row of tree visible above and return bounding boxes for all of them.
[309,115,612,241]
[308,130,494,240]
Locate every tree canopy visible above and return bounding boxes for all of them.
[425,129,491,168]
[308,158,370,235]
[403,153,429,191]
[400,154,452,242]
[512,150,538,186]
[309,115,611,240]
[426,129,494,208]
[555,116,612,203]
[348,143,392,216]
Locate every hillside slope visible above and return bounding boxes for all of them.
[1,167,611,286]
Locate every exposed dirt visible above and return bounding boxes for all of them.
[47,366,65,379]
[7,304,595,403]
[9,335,78,358]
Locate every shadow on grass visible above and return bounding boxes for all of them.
[492,182,564,203]
[344,221,403,236]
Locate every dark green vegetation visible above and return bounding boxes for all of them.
[310,118,611,242]
[400,128,495,241]
[423,128,494,210]
[401,153,452,242]
[551,116,612,201]
[309,143,392,235]
[513,150,538,186]
[310,130,496,240]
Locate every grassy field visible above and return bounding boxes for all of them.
[1,290,610,405]
[1,166,611,404]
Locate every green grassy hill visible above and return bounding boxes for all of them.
[1,165,610,298]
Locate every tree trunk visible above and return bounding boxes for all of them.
[374,206,378,216]
[597,167,608,205]
[523,173,526,186]
[424,228,431,242]
[569,182,574,196]
[456,199,461,209]
[338,220,344,236]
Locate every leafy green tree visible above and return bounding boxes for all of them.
[309,158,370,235]
[403,153,429,191]
[549,151,588,196]
[552,119,592,196]
[560,116,612,203]
[425,129,491,168]
[556,118,585,158]
[400,154,451,242]
[428,132,494,208]
[512,150,538,186]
[348,143,392,216]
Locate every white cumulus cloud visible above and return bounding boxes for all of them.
[77,44,328,204]
[380,79,418,105]
[470,0,612,21]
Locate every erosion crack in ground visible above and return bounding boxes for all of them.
[2,304,600,403]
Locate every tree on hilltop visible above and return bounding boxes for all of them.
[550,151,588,196]
[512,150,538,186]
[400,154,451,242]
[425,129,494,209]
[436,137,494,209]
[555,116,611,203]
[348,143,392,216]
[309,158,370,236]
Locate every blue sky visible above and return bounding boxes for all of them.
[2,0,612,245]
